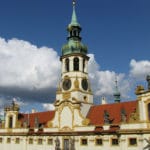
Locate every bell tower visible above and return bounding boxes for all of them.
[57,0,93,108]
[51,1,93,130]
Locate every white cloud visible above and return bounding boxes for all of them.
[42,103,55,111]
[88,54,130,99]
[0,99,5,115]
[130,59,150,80]
[0,37,148,110]
[0,37,61,90]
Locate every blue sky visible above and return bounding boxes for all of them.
[0,0,150,72]
[0,0,150,112]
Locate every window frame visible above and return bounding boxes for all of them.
[81,138,88,146]
[47,138,53,145]
[65,58,70,72]
[95,138,103,146]
[15,138,20,144]
[73,57,79,71]
[128,138,137,146]
[38,138,43,145]
[29,138,33,144]
[147,103,150,120]
[111,138,119,146]
[7,138,11,143]
[9,116,13,128]
[0,137,3,143]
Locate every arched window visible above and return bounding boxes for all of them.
[74,57,79,71]
[73,30,76,36]
[70,31,73,37]
[9,116,13,128]
[65,58,69,72]
[148,103,150,120]
[83,59,85,72]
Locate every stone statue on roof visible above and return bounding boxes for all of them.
[55,137,60,150]
[146,75,150,90]
[143,138,150,150]
[104,110,110,124]
[70,137,75,150]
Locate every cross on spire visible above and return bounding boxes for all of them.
[114,76,121,103]
[69,0,80,27]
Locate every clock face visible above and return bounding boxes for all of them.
[62,79,71,90]
[82,79,88,91]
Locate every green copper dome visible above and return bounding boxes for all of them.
[62,39,87,55]
[61,1,88,56]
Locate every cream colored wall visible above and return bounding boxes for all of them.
[0,134,147,150]
[61,56,88,74]
[52,103,87,129]
[5,111,18,128]
[138,92,150,122]
[80,103,93,117]
[60,106,73,129]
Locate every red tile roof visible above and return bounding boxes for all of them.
[87,100,138,126]
[18,100,138,129]
[19,111,55,128]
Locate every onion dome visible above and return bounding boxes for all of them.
[61,0,88,56]
[62,40,88,55]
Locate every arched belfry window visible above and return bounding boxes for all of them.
[74,57,79,71]
[9,116,13,128]
[65,58,69,72]
[72,29,78,37]
[73,30,76,36]
[83,59,86,72]
[70,31,72,37]
[148,103,150,120]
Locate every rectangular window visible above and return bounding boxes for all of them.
[15,138,20,144]
[95,138,103,145]
[29,138,33,144]
[7,138,11,143]
[112,138,119,146]
[47,138,53,145]
[38,138,43,145]
[0,138,3,143]
[63,139,69,150]
[81,138,88,145]
[129,138,137,146]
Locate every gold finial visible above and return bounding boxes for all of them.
[73,0,76,6]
